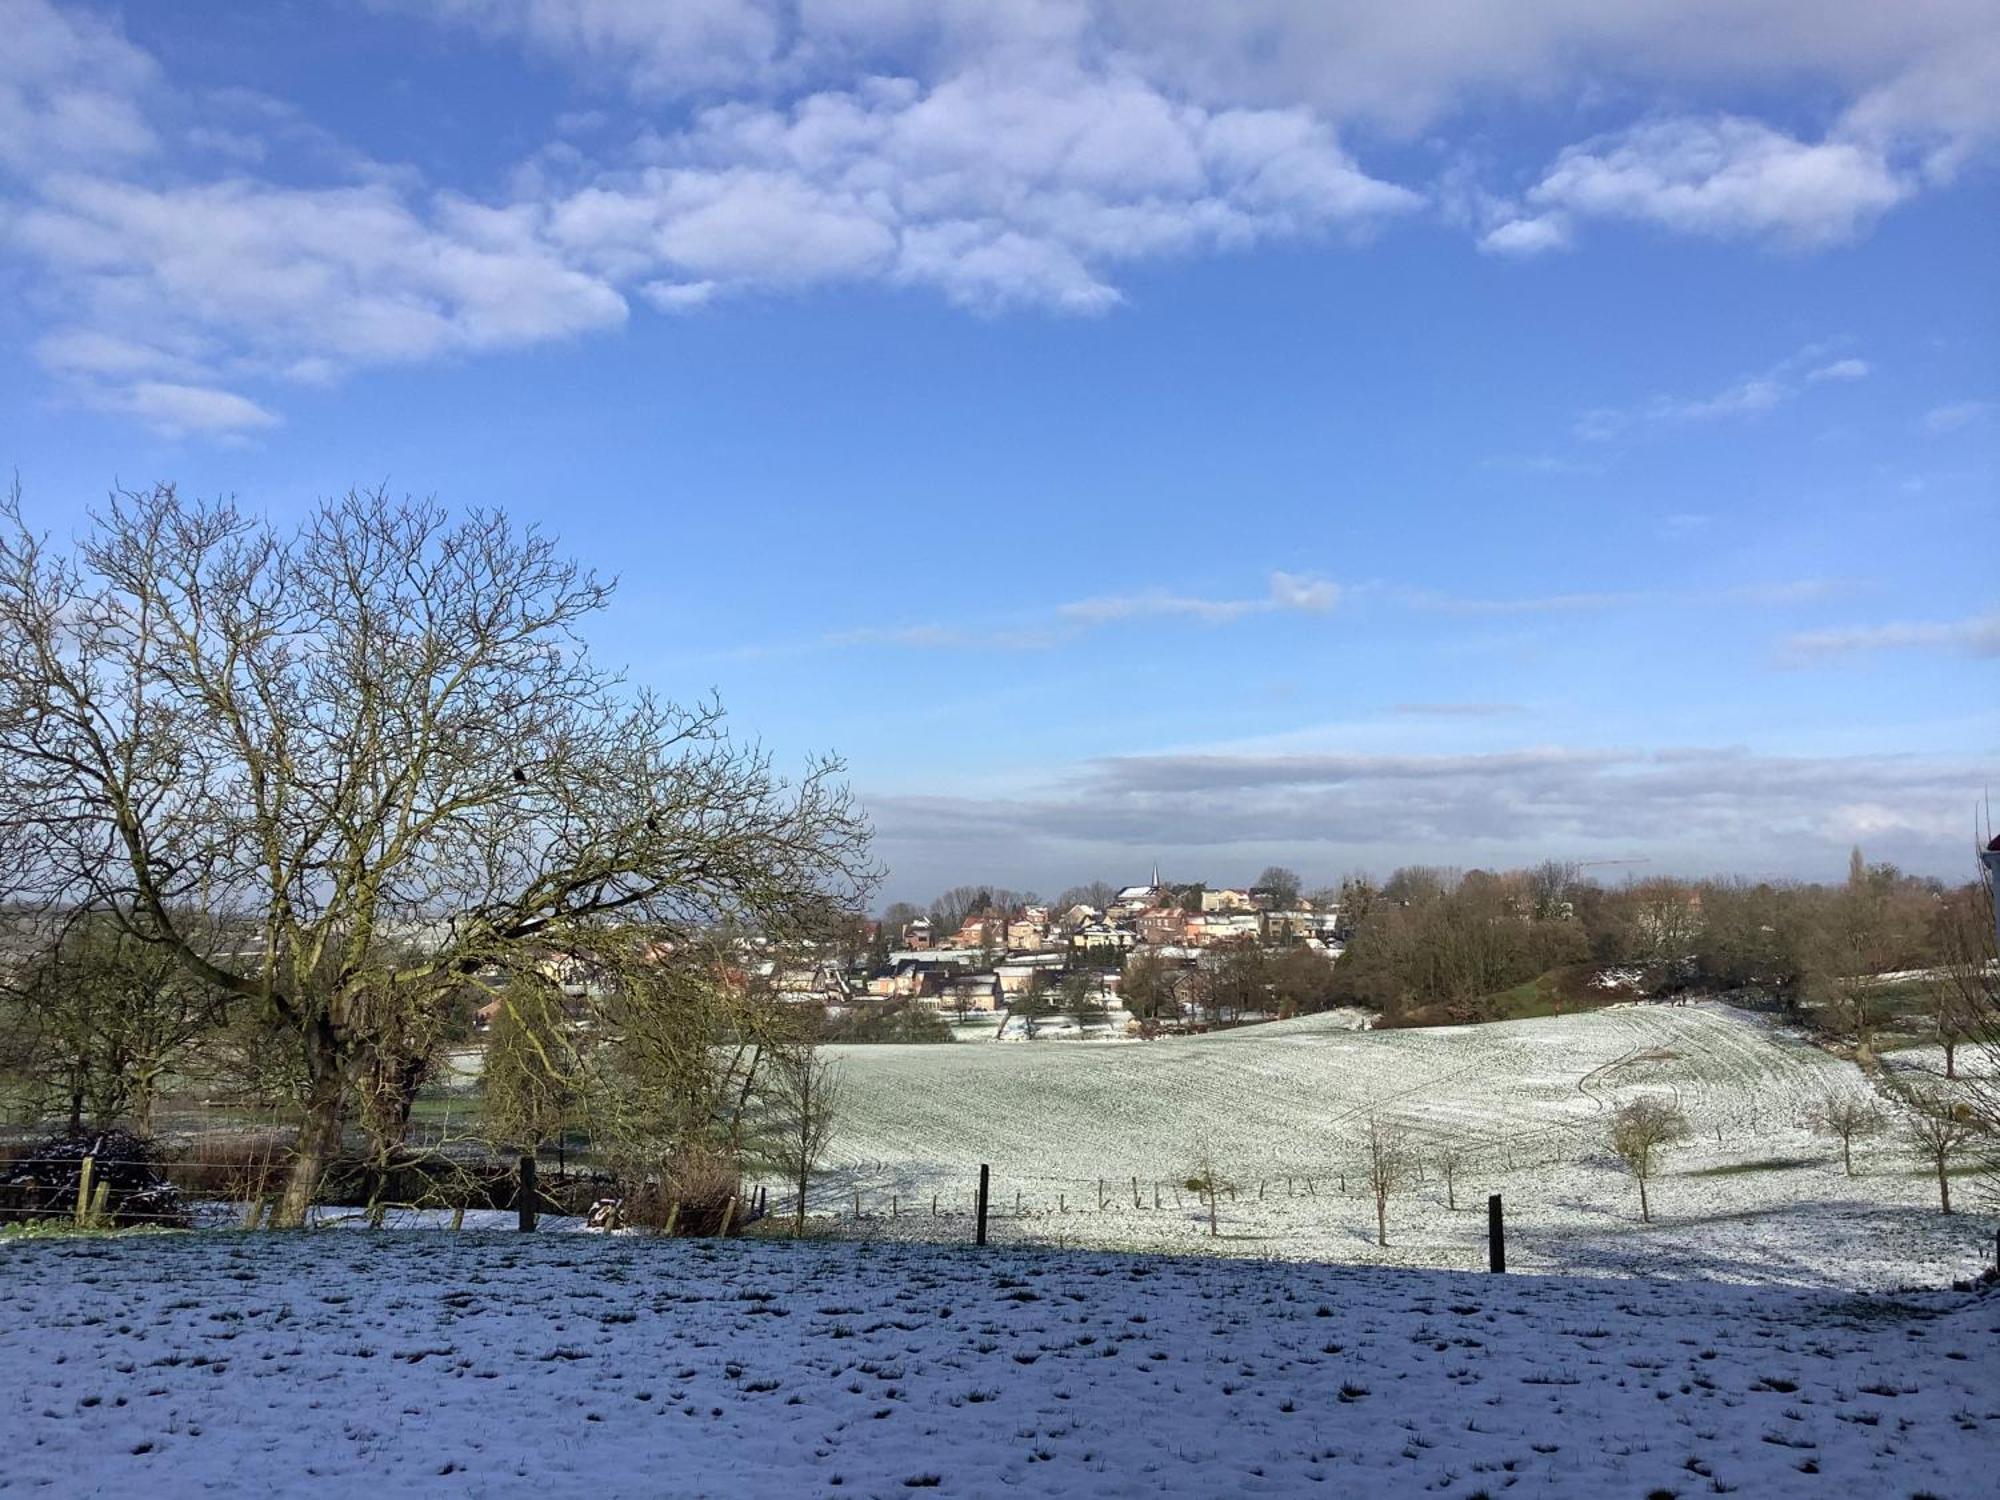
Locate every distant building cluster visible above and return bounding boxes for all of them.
[759,869,1347,1031]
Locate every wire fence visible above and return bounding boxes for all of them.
[0,1130,622,1233]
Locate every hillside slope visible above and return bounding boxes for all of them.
[806,1003,1992,1287]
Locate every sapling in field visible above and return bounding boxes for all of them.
[1363,1116,1413,1246]
[1187,1136,1231,1238]
[1902,1087,1982,1214]
[1432,1141,1466,1210]
[767,1043,842,1238]
[1609,1096,1689,1223]
[1807,1092,1884,1176]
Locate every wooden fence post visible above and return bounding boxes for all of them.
[517,1154,538,1233]
[74,1155,96,1229]
[1487,1193,1505,1274]
[976,1164,990,1246]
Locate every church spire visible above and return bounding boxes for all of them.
[1151,859,1161,890]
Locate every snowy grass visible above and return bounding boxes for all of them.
[2,1232,1993,1497]
[799,1002,1997,1287]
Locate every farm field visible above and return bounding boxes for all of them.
[803,1002,1997,1288]
[4,1233,1994,1498]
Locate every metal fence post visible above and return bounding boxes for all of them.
[1487,1193,1505,1273]
[975,1164,990,1246]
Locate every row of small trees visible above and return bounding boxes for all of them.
[1174,1083,1988,1252]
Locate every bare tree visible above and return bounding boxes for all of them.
[1363,1115,1412,1246]
[1059,970,1105,1030]
[766,1040,841,1237]
[1254,866,1302,908]
[1188,1135,1231,1238]
[1609,1096,1688,1222]
[479,977,579,1156]
[1927,882,1997,1083]
[0,485,872,1225]
[1432,1140,1467,1210]
[1806,1092,1885,1176]
[1119,949,1175,1023]
[9,914,227,1134]
[1902,1088,1982,1214]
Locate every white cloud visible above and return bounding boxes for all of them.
[542,71,1417,313]
[1059,571,1341,626]
[1780,612,2000,663]
[1526,115,1909,249]
[115,381,280,437]
[1477,211,1570,256]
[1923,399,1993,434]
[0,0,159,173]
[9,173,627,429]
[3,0,1996,430]
[1575,344,1867,441]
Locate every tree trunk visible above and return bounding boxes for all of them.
[66,1088,83,1137]
[795,1159,808,1239]
[1637,1176,1650,1223]
[276,1061,347,1229]
[1207,1187,1218,1238]
[133,1069,157,1138]
[1937,1159,1952,1215]
[1841,1136,1853,1176]
[1943,1040,1956,1080]
[1375,1195,1387,1246]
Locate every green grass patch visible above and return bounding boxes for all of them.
[1477,966,1631,1022]
[0,1220,187,1243]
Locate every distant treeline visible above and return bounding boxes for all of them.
[1324,855,1994,1031]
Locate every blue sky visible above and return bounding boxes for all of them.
[1,0,1995,904]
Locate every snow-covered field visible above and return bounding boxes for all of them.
[4,1233,1994,1498]
[803,1002,1997,1288]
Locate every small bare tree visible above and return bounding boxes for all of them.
[1903,1088,1982,1214]
[1807,1092,1885,1176]
[1364,1116,1412,1246]
[1187,1135,1231,1238]
[767,1041,841,1237]
[1609,1096,1688,1223]
[1432,1141,1466,1210]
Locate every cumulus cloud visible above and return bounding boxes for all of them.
[8,174,627,431]
[538,70,1418,313]
[1524,116,1910,249]
[3,0,1996,430]
[1477,212,1570,257]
